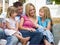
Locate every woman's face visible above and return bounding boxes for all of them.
[29,6,35,17]
[39,9,44,18]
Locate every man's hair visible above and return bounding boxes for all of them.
[13,1,23,8]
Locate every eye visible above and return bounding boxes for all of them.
[30,9,35,12]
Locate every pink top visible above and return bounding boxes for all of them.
[22,16,36,28]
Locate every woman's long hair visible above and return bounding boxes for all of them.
[39,6,53,32]
[25,3,36,19]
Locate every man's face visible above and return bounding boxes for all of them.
[18,6,23,14]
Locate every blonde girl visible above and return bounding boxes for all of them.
[37,6,54,45]
[4,6,30,45]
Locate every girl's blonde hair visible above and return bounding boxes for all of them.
[7,6,18,18]
[25,3,36,19]
[39,6,51,19]
[39,6,53,30]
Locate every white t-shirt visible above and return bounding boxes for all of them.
[5,18,22,36]
[6,18,16,29]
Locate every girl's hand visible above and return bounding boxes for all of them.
[11,28,18,31]
[44,28,48,30]
[15,29,18,31]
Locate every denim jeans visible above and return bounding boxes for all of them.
[0,28,6,39]
[20,30,43,45]
[36,27,54,43]
[6,30,43,45]
[0,28,19,45]
[6,36,18,45]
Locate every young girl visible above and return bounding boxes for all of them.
[4,6,30,45]
[37,6,54,45]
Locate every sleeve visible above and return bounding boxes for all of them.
[21,16,24,19]
[46,19,51,25]
[47,19,51,22]
[6,18,10,22]
[21,16,26,20]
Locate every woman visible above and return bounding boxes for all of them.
[19,3,43,45]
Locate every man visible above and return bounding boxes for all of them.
[6,2,24,45]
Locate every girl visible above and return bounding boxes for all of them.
[37,6,54,45]
[4,6,30,45]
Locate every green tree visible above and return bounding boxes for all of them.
[51,0,60,4]
[55,0,60,4]
[18,0,25,3]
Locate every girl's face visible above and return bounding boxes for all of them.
[39,9,44,18]
[11,12,17,18]
[29,6,35,17]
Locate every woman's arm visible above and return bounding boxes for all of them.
[34,20,40,28]
[19,18,31,31]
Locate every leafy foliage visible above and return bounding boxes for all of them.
[51,0,60,4]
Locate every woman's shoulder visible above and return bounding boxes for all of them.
[21,15,28,20]
[21,15,27,18]
[37,16,41,20]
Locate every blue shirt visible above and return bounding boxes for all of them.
[37,16,51,28]
[15,13,25,23]
[15,15,21,23]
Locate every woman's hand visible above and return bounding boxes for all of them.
[27,28,31,31]
[30,28,36,32]
[25,28,36,32]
